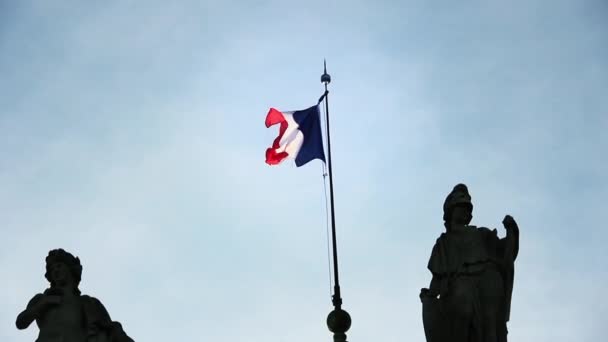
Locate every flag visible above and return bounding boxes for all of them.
[265,105,326,167]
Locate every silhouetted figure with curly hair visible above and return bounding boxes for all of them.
[16,248,134,342]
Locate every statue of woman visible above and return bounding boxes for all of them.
[16,248,134,342]
[420,184,519,342]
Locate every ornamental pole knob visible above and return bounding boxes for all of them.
[327,308,351,342]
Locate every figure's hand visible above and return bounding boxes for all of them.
[16,294,61,329]
[502,215,518,230]
[420,288,429,299]
[419,288,438,300]
[33,295,61,314]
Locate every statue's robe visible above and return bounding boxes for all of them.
[423,225,518,342]
[34,289,134,342]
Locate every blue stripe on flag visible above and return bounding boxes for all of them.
[293,105,326,167]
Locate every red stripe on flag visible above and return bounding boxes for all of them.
[265,108,290,165]
[265,108,285,127]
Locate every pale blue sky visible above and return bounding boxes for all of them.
[1,1,607,341]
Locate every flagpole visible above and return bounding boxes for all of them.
[321,60,351,342]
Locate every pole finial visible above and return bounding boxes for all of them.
[321,59,331,84]
[327,308,351,342]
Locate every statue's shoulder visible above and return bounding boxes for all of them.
[477,226,499,235]
[80,294,111,320]
[26,293,44,307]
[475,226,503,244]
[80,294,109,311]
[80,294,102,305]
[433,232,448,245]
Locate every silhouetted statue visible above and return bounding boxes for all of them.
[16,248,134,342]
[420,184,519,342]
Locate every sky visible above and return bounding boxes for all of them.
[0,0,607,341]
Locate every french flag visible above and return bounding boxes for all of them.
[265,105,326,167]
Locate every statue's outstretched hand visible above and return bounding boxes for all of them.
[420,288,439,301]
[502,215,518,230]
[31,295,61,317]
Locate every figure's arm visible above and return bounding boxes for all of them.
[429,274,441,297]
[420,273,442,300]
[82,296,113,334]
[16,293,60,329]
[85,297,134,342]
[16,294,41,329]
[421,237,447,301]
[502,215,520,263]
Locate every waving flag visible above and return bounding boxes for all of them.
[265,105,326,167]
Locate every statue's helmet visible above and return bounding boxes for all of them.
[443,183,473,222]
[45,248,82,289]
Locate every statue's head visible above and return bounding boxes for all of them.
[443,184,473,229]
[45,249,82,294]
